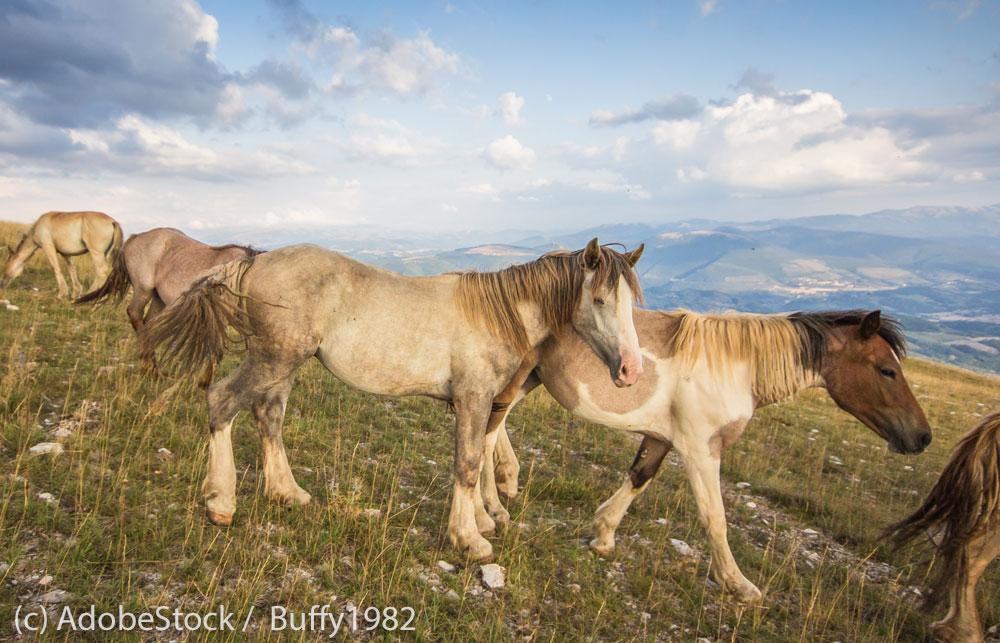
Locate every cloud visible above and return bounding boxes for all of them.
[497,92,525,125]
[697,0,720,16]
[589,94,700,127]
[51,114,316,178]
[268,2,461,99]
[341,115,446,164]
[0,0,231,128]
[931,1,981,21]
[483,135,536,170]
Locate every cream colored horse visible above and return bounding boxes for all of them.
[141,239,644,561]
[484,308,931,603]
[2,211,123,299]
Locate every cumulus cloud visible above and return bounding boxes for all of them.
[483,135,536,170]
[341,115,446,164]
[269,1,460,98]
[497,92,525,125]
[589,94,700,127]
[0,0,230,128]
[57,114,314,178]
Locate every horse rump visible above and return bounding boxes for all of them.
[883,410,1000,608]
[139,256,257,377]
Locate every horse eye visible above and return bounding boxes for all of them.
[879,367,896,379]
[593,297,605,306]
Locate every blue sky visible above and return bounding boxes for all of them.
[1,0,998,234]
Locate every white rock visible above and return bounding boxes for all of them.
[480,563,505,589]
[904,465,914,471]
[828,455,843,466]
[37,492,57,505]
[38,574,53,586]
[52,428,73,439]
[5,304,19,311]
[654,518,668,525]
[802,528,819,536]
[363,508,382,518]
[745,502,757,509]
[437,561,456,574]
[29,442,64,456]
[444,588,460,600]
[38,589,72,603]
[736,482,751,489]
[670,538,694,557]
[0,299,8,306]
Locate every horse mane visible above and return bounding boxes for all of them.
[209,243,262,257]
[883,410,1000,609]
[455,245,643,354]
[787,309,908,363]
[659,309,906,405]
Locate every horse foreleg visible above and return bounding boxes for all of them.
[591,436,671,555]
[931,530,1000,643]
[493,424,520,499]
[683,447,761,604]
[448,393,494,561]
[252,375,310,507]
[40,241,70,298]
[481,370,540,526]
[62,254,83,299]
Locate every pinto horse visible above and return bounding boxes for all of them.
[483,308,931,602]
[76,227,259,385]
[886,410,1000,643]
[141,239,644,561]
[2,211,123,299]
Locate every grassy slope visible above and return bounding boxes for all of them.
[1,220,998,642]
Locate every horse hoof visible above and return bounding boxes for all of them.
[490,510,511,530]
[732,584,763,605]
[465,538,494,562]
[206,507,233,526]
[589,538,615,556]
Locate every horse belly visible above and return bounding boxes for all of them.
[315,333,452,399]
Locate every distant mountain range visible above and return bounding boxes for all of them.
[199,204,1000,374]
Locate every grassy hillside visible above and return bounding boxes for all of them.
[1,220,998,641]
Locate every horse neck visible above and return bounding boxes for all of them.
[514,299,561,350]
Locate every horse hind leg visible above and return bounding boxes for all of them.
[85,244,111,293]
[129,290,158,375]
[931,530,1000,643]
[252,375,311,507]
[591,436,671,555]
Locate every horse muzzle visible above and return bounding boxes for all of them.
[614,355,643,388]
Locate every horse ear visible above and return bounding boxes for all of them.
[625,243,644,267]
[859,310,881,340]
[583,238,601,270]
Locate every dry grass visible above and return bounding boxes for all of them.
[1,219,998,641]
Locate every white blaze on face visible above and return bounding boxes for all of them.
[614,277,643,386]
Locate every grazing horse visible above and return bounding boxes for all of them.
[1,211,123,299]
[482,308,932,602]
[141,239,644,561]
[886,411,1000,643]
[76,227,259,385]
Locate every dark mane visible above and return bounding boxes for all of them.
[787,310,908,369]
[210,243,262,257]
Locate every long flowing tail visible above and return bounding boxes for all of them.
[76,238,131,305]
[884,410,1000,607]
[139,256,257,378]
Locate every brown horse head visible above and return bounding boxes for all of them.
[572,239,645,387]
[806,310,931,454]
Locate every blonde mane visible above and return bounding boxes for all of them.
[661,310,815,405]
[456,246,643,354]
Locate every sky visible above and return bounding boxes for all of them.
[1,0,999,236]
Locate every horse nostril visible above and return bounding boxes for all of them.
[620,364,629,379]
[920,432,932,448]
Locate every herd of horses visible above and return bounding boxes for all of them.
[3,210,998,641]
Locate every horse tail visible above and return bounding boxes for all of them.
[139,255,257,378]
[76,238,130,305]
[883,410,1000,608]
[109,221,124,259]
